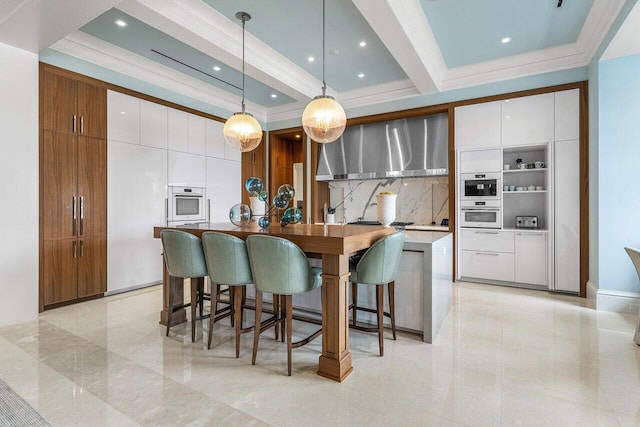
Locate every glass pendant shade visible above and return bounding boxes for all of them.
[302,95,346,143]
[223,112,262,152]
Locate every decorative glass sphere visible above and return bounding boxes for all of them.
[272,195,288,209]
[245,177,264,194]
[257,216,271,229]
[282,207,303,225]
[257,190,268,202]
[229,203,251,226]
[224,112,263,152]
[277,184,295,202]
[302,95,346,143]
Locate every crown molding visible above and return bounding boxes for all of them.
[50,31,268,122]
[0,0,33,26]
[118,0,327,102]
[577,0,628,60]
[265,79,420,123]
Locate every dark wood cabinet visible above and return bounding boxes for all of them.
[39,65,107,311]
[241,134,266,205]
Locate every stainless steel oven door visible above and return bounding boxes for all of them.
[168,186,206,223]
[460,200,501,229]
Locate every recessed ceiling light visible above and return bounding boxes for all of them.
[358,73,365,79]
[270,94,277,98]
[295,135,301,139]
[308,56,315,62]
[505,115,511,119]
[359,41,366,47]
[115,19,128,27]
[120,111,126,115]
[213,66,221,71]
[501,37,511,44]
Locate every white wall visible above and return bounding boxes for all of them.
[0,43,39,326]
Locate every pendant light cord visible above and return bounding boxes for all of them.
[322,0,327,97]
[241,16,246,114]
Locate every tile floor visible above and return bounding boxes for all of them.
[0,281,639,426]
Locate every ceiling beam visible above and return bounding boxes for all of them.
[118,0,329,103]
[352,0,446,94]
[0,0,121,52]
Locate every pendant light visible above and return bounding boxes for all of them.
[301,0,346,143]
[223,12,263,152]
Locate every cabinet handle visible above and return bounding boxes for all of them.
[73,241,77,258]
[474,231,499,234]
[72,196,77,236]
[165,198,168,225]
[80,116,84,134]
[73,115,77,133]
[474,252,499,256]
[80,240,84,257]
[79,196,84,236]
[516,232,543,236]
[207,199,211,223]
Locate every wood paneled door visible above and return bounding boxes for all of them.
[39,64,107,311]
[241,132,266,206]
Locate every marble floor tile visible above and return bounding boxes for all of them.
[0,282,639,426]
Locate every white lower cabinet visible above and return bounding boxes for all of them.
[462,250,515,282]
[462,229,514,252]
[514,231,547,286]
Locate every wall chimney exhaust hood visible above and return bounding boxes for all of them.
[316,113,448,181]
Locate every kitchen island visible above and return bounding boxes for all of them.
[154,222,393,382]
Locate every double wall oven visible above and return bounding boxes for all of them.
[460,172,501,229]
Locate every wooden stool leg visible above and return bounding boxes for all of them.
[351,282,358,326]
[376,284,384,357]
[199,279,204,318]
[166,277,173,337]
[191,279,198,343]
[240,286,247,328]
[280,295,285,343]
[273,294,280,340]
[233,286,243,358]
[252,291,263,365]
[207,283,219,349]
[286,295,293,376]
[388,281,396,340]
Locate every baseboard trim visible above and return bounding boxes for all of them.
[596,288,640,314]
[104,281,162,296]
[586,280,598,301]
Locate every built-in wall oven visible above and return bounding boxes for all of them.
[167,186,206,224]
[461,172,501,200]
[460,200,501,229]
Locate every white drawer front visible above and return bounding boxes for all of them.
[462,250,514,282]
[462,230,514,253]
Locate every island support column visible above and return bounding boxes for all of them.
[318,253,353,381]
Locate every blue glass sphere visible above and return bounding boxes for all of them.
[272,195,288,209]
[282,207,303,224]
[277,184,295,202]
[257,190,268,202]
[245,177,264,195]
[258,216,271,229]
[229,203,251,226]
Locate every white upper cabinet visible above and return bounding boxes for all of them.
[140,100,168,149]
[205,119,225,159]
[187,114,206,155]
[167,108,188,152]
[168,151,206,188]
[206,157,241,222]
[555,89,579,142]
[455,101,501,150]
[501,93,554,147]
[459,148,501,173]
[108,91,140,145]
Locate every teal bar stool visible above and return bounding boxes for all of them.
[160,230,208,342]
[202,232,254,357]
[246,235,322,376]
[624,247,640,345]
[350,231,405,356]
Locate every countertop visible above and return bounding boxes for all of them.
[404,230,451,252]
[405,225,450,232]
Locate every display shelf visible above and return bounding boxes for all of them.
[503,168,547,173]
[503,190,548,194]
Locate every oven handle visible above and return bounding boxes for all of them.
[460,208,501,211]
[173,194,204,198]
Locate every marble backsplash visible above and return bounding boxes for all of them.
[328,177,449,225]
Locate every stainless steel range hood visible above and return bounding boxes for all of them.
[316,113,448,181]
